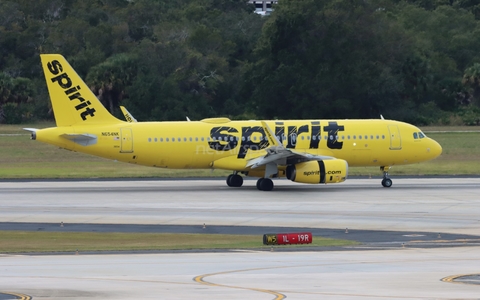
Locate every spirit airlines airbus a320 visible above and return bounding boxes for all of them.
[25,54,442,191]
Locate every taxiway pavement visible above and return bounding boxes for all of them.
[1,178,480,299]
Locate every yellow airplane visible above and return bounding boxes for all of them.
[25,54,442,191]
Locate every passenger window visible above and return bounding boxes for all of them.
[382,135,385,139]
[160,138,163,142]
[201,137,204,141]
[166,138,169,142]
[359,135,362,140]
[148,138,152,142]
[184,138,187,142]
[370,135,373,140]
[172,137,175,142]
[376,135,379,139]
[353,135,356,139]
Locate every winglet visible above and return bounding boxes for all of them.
[120,106,137,122]
[260,121,282,147]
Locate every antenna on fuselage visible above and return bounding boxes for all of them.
[380,114,385,120]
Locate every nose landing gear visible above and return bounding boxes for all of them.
[381,166,393,188]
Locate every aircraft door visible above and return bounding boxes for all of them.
[120,128,133,153]
[388,125,402,150]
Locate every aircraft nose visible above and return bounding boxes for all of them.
[427,139,442,159]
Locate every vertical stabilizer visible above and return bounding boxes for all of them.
[40,54,122,126]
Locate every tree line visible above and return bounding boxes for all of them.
[1,0,480,125]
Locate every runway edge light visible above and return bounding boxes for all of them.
[263,232,313,245]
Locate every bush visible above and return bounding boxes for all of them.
[0,102,34,124]
[458,106,480,126]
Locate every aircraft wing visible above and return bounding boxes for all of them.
[245,121,335,169]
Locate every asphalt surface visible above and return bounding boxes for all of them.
[2,222,480,252]
[2,178,480,299]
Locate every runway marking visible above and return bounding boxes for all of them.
[194,267,286,300]
[441,273,480,285]
[193,261,464,299]
[0,291,32,299]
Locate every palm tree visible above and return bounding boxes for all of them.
[462,63,480,106]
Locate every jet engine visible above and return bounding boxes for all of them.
[286,159,348,184]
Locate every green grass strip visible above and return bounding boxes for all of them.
[0,231,358,253]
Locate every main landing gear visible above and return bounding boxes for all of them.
[380,166,393,188]
[226,173,243,187]
[256,178,274,191]
[226,172,274,191]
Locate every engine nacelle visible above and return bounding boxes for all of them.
[286,159,348,184]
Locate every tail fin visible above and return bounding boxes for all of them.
[40,54,123,126]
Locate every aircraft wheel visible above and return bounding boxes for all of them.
[381,178,393,188]
[256,178,264,190]
[226,174,234,187]
[227,174,243,187]
[257,178,274,191]
[230,174,243,187]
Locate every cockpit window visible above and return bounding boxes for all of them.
[413,132,426,139]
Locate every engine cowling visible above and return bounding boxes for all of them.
[286,159,348,184]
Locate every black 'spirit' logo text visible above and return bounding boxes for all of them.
[47,60,96,120]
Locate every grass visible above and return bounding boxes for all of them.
[1,123,479,178]
[0,231,357,253]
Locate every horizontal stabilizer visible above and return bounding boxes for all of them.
[23,128,39,133]
[60,133,97,146]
